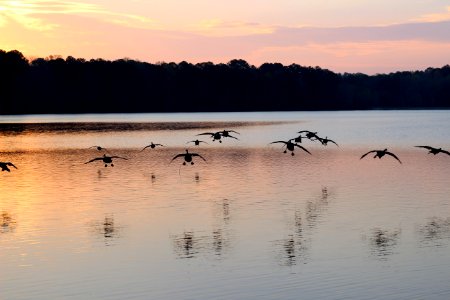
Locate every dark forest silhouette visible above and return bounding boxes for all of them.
[1,49,449,114]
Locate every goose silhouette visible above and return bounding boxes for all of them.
[270,140,312,156]
[292,135,304,143]
[319,136,338,147]
[85,154,128,167]
[220,130,240,139]
[298,130,320,141]
[360,149,402,164]
[141,142,164,151]
[197,132,223,142]
[197,131,239,143]
[187,139,208,146]
[0,162,17,172]
[415,146,450,156]
[171,150,206,165]
[89,146,109,152]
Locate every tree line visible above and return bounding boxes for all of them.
[1,49,449,114]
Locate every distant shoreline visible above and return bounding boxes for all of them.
[1,50,449,114]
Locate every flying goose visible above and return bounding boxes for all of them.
[141,142,164,151]
[171,150,206,165]
[85,154,128,167]
[415,146,450,156]
[270,140,312,156]
[0,162,17,172]
[187,139,208,146]
[360,149,402,164]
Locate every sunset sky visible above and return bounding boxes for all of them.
[1,0,449,74]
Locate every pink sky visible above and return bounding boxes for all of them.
[1,0,449,74]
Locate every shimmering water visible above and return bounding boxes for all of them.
[1,111,449,300]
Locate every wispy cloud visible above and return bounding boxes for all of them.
[413,6,450,23]
[0,0,157,31]
[267,21,450,46]
[190,19,276,36]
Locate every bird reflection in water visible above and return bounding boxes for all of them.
[172,199,233,259]
[103,216,115,238]
[275,188,333,266]
[305,187,330,229]
[1,212,16,233]
[222,198,230,222]
[282,235,297,266]
[91,215,120,246]
[212,229,224,256]
[172,231,202,259]
[275,210,309,266]
[418,217,450,247]
[211,199,232,257]
[195,172,200,182]
[368,228,401,259]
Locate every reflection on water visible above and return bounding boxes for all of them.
[274,187,332,266]
[1,111,450,300]
[0,120,284,135]
[221,198,230,223]
[368,228,401,259]
[275,213,310,267]
[90,215,121,246]
[172,231,205,259]
[172,198,232,259]
[1,212,16,234]
[418,217,450,248]
[195,172,200,182]
[305,187,331,229]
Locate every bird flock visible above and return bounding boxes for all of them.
[1,128,449,172]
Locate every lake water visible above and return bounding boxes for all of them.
[1,110,449,300]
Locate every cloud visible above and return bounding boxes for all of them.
[191,19,276,36]
[3,2,449,74]
[413,6,450,23]
[0,0,157,31]
[266,21,450,46]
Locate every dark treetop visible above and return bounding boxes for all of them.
[1,49,449,114]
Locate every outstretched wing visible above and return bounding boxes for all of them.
[294,144,312,155]
[197,132,215,136]
[6,162,18,169]
[225,135,239,140]
[415,146,434,150]
[187,140,208,144]
[360,150,377,160]
[140,145,152,151]
[84,157,103,164]
[270,141,287,145]
[170,154,185,163]
[386,152,402,164]
[441,149,450,156]
[226,130,240,134]
[327,139,339,146]
[110,156,128,160]
[192,153,207,162]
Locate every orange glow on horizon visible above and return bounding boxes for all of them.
[1,1,449,74]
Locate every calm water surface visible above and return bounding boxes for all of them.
[1,111,449,299]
